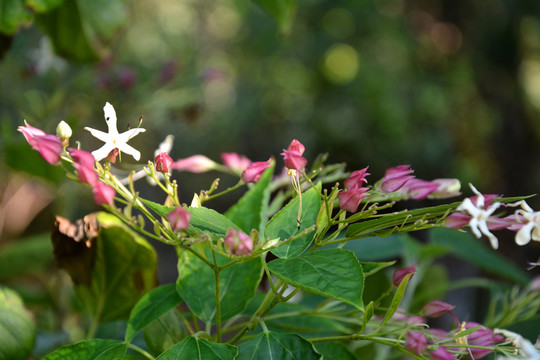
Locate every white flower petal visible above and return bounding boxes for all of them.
[92,143,116,161]
[84,127,111,142]
[479,220,499,249]
[103,102,118,134]
[469,217,482,239]
[117,142,141,161]
[516,222,534,246]
[117,128,146,142]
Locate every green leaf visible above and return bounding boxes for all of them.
[252,0,297,33]
[429,227,530,285]
[378,273,413,329]
[125,284,182,342]
[0,0,32,35]
[361,260,397,277]
[314,342,356,360]
[267,184,322,258]
[139,198,174,218]
[343,235,404,261]
[54,213,157,322]
[144,310,186,356]
[25,0,63,13]
[238,331,321,360]
[0,233,53,280]
[177,247,263,323]
[225,162,274,234]
[77,0,127,40]
[43,339,126,360]
[0,287,35,360]
[186,207,241,240]
[155,336,238,360]
[35,0,99,62]
[267,248,364,310]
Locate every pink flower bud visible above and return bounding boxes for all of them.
[69,148,98,186]
[402,179,440,200]
[242,158,271,183]
[380,165,414,192]
[155,152,173,173]
[287,139,305,155]
[93,181,116,205]
[428,178,461,199]
[171,155,217,173]
[344,167,370,190]
[221,152,251,173]
[422,300,455,318]
[18,121,63,165]
[463,322,504,359]
[430,346,456,360]
[282,139,307,171]
[224,228,253,256]
[338,187,369,213]
[405,331,428,355]
[392,264,416,286]
[167,206,191,231]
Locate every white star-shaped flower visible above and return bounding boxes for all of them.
[85,102,146,161]
[508,200,540,246]
[456,183,501,249]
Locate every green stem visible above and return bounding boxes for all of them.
[127,343,155,360]
[202,181,244,203]
[212,250,222,342]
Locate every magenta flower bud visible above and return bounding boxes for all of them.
[18,121,63,165]
[405,331,428,355]
[242,158,271,183]
[402,179,440,200]
[171,155,217,173]
[344,166,370,190]
[287,139,305,155]
[282,139,307,171]
[69,148,98,186]
[338,187,369,213]
[430,346,456,360]
[422,300,455,318]
[463,322,504,359]
[155,152,173,173]
[444,212,471,230]
[392,264,416,286]
[380,165,415,192]
[224,228,253,256]
[221,152,251,173]
[167,206,191,231]
[93,181,116,205]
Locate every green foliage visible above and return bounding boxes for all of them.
[177,246,263,323]
[267,183,322,258]
[238,331,321,360]
[225,162,274,234]
[43,339,127,360]
[267,248,364,310]
[0,233,53,280]
[125,284,182,342]
[143,310,186,356]
[0,287,35,360]
[155,336,238,360]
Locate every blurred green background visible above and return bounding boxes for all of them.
[2,0,540,351]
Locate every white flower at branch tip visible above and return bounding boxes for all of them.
[507,200,540,246]
[494,329,540,359]
[456,183,501,249]
[84,102,146,161]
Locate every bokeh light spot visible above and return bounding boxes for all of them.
[322,43,359,84]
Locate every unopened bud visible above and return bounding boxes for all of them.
[428,179,461,199]
[56,120,72,143]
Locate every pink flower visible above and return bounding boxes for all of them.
[428,178,461,199]
[380,165,414,193]
[344,167,370,190]
[338,187,369,213]
[392,264,416,286]
[402,179,440,200]
[93,181,116,205]
[430,346,456,360]
[405,331,428,355]
[155,152,173,173]
[221,152,251,174]
[281,139,307,171]
[462,322,504,359]
[18,120,63,165]
[224,228,253,256]
[171,155,217,173]
[69,148,98,186]
[242,158,271,183]
[422,301,456,318]
[167,206,191,231]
